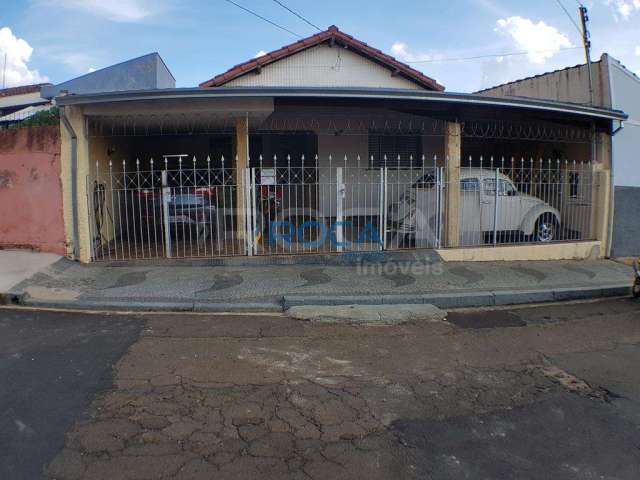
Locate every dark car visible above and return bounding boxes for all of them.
[125,184,219,243]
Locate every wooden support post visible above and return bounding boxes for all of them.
[235,115,249,242]
[444,121,461,248]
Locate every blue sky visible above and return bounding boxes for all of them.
[1,0,639,92]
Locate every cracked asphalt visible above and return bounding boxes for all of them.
[2,298,640,479]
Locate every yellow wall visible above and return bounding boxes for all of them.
[60,105,91,261]
[437,241,601,262]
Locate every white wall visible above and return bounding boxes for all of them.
[224,44,422,90]
[0,91,45,109]
[314,134,437,218]
[610,59,640,188]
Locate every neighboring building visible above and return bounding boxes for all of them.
[478,54,639,257]
[0,54,175,255]
[42,52,175,99]
[0,83,53,128]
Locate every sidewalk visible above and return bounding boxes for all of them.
[1,250,633,312]
[0,250,61,303]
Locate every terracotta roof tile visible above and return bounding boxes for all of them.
[199,26,444,91]
[0,83,51,98]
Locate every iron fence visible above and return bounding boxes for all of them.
[88,154,595,261]
[455,157,594,247]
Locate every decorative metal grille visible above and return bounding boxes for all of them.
[86,112,594,144]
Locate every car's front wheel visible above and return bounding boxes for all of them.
[534,214,558,242]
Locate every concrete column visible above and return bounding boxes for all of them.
[60,105,92,262]
[235,114,249,241]
[444,121,461,247]
[591,132,612,257]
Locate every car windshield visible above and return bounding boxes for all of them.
[461,178,480,191]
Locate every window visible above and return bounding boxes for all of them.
[499,180,517,196]
[368,132,422,168]
[461,178,480,191]
[483,178,517,196]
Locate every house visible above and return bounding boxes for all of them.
[477,53,639,258]
[41,52,175,99]
[0,83,52,128]
[0,54,174,254]
[49,26,625,263]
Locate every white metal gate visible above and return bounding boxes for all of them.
[88,155,593,261]
[246,160,444,256]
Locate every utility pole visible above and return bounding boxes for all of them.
[579,5,594,105]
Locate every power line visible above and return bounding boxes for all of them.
[271,0,322,32]
[554,0,583,36]
[405,46,582,64]
[223,0,302,38]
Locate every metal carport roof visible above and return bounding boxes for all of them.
[54,87,627,122]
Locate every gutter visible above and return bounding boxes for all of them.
[60,107,80,260]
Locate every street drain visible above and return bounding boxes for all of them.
[446,310,526,329]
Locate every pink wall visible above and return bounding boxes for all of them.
[0,125,66,255]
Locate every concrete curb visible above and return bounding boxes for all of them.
[5,283,631,313]
[288,304,447,324]
[283,284,631,310]
[0,291,28,306]
[19,298,283,313]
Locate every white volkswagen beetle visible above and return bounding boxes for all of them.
[388,168,562,246]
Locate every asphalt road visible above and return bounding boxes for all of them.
[397,300,640,480]
[0,309,143,480]
[2,299,640,479]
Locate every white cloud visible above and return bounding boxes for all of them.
[390,42,432,63]
[254,50,267,58]
[472,0,509,17]
[0,27,48,88]
[47,0,167,23]
[59,52,95,73]
[495,16,572,64]
[603,0,640,21]
[636,46,640,56]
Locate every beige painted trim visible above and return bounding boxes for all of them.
[591,132,612,258]
[82,98,275,116]
[60,105,92,262]
[436,241,601,262]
